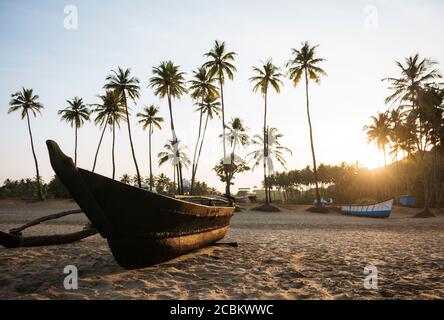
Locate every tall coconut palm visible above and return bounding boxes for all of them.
[189,66,219,193]
[364,112,391,167]
[137,105,164,191]
[91,90,126,179]
[286,41,327,206]
[58,97,90,166]
[104,67,142,187]
[250,59,283,205]
[194,93,222,185]
[158,140,191,193]
[8,88,44,200]
[203,40,237,195]
[149,61,188,194]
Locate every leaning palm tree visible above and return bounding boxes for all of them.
[158,140,191,194]
[193,93,222,188]
[91,90,125,178]
[203,40,236,195]
[137,105,164,191]
[149,61,188,194]
[248,128,292,197]
[250,60,283,205]
[363,112,391,167]
[189,66,219,193]
[8,88,44,200]
[58,97,90,166]
[104,67,142,187]
[286,41,327,207]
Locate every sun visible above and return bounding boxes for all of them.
[358,146,384,169]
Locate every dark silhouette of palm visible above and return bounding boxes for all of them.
[137,105,164,191]
[203,40,236,195]
[8,88,44,200]
[250,59,283,205]
[91,90,126,179]
[149,61,187,194]
[286,41,327,207]
[104,67,142,187]
[364,112,391,167]
[58,97,90,165]
[189,66,219,194]
[194,94,221,186]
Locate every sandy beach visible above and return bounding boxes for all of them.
[0,199,443,300]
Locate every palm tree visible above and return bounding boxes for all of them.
[286,41,327,207]
[250,59,283,205]
[149,61,188,194]
[248,127,292,198]
[193,93,222,186]
[189,66,219,193]
[91,90,126,179]
[104,67,142,187]
[383,54,441,109]
[364,112,391,167]
[383,54,442,213]
[137,105,164,191]
[158,140,191,193]
[226,117,250,155]
[120,174,132,185]
[8,88,44,200]
[203,40,237,195]
[58,97,90,166]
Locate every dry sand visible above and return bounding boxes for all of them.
[0,199,443,300]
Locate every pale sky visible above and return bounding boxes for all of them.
[1,0,443,192]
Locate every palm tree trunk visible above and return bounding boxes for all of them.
[173,164,179,193]
[191,102,204,194]
[167,90,177,142]
[383,147,388,198]
[179,162,184,194]
[304,69,321,206]
[149,124,153,191]
[25,111,43,201]
[219,73,229,196]
[112,121,116,180]
[263,90,269,205]
[74,126,78,166]
[167,90,183,194]
[195,113,210,182]
[92,115,109,172]
[122,92,141,188]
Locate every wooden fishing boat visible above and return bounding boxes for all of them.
[46,140,235,268]
[341,199,393,218]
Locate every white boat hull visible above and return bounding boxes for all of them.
[341,199,393,218]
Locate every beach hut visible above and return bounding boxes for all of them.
[398,195,415,207]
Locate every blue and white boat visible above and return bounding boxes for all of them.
[341,199,393,218]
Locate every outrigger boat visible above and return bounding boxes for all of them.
[341,199,393,218]
[45,140,235,268]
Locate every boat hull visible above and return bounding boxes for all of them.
[341,199,393,218]
[108,226,229,268]
[46,140,235,268]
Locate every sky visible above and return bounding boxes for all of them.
[1,0,443,192]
